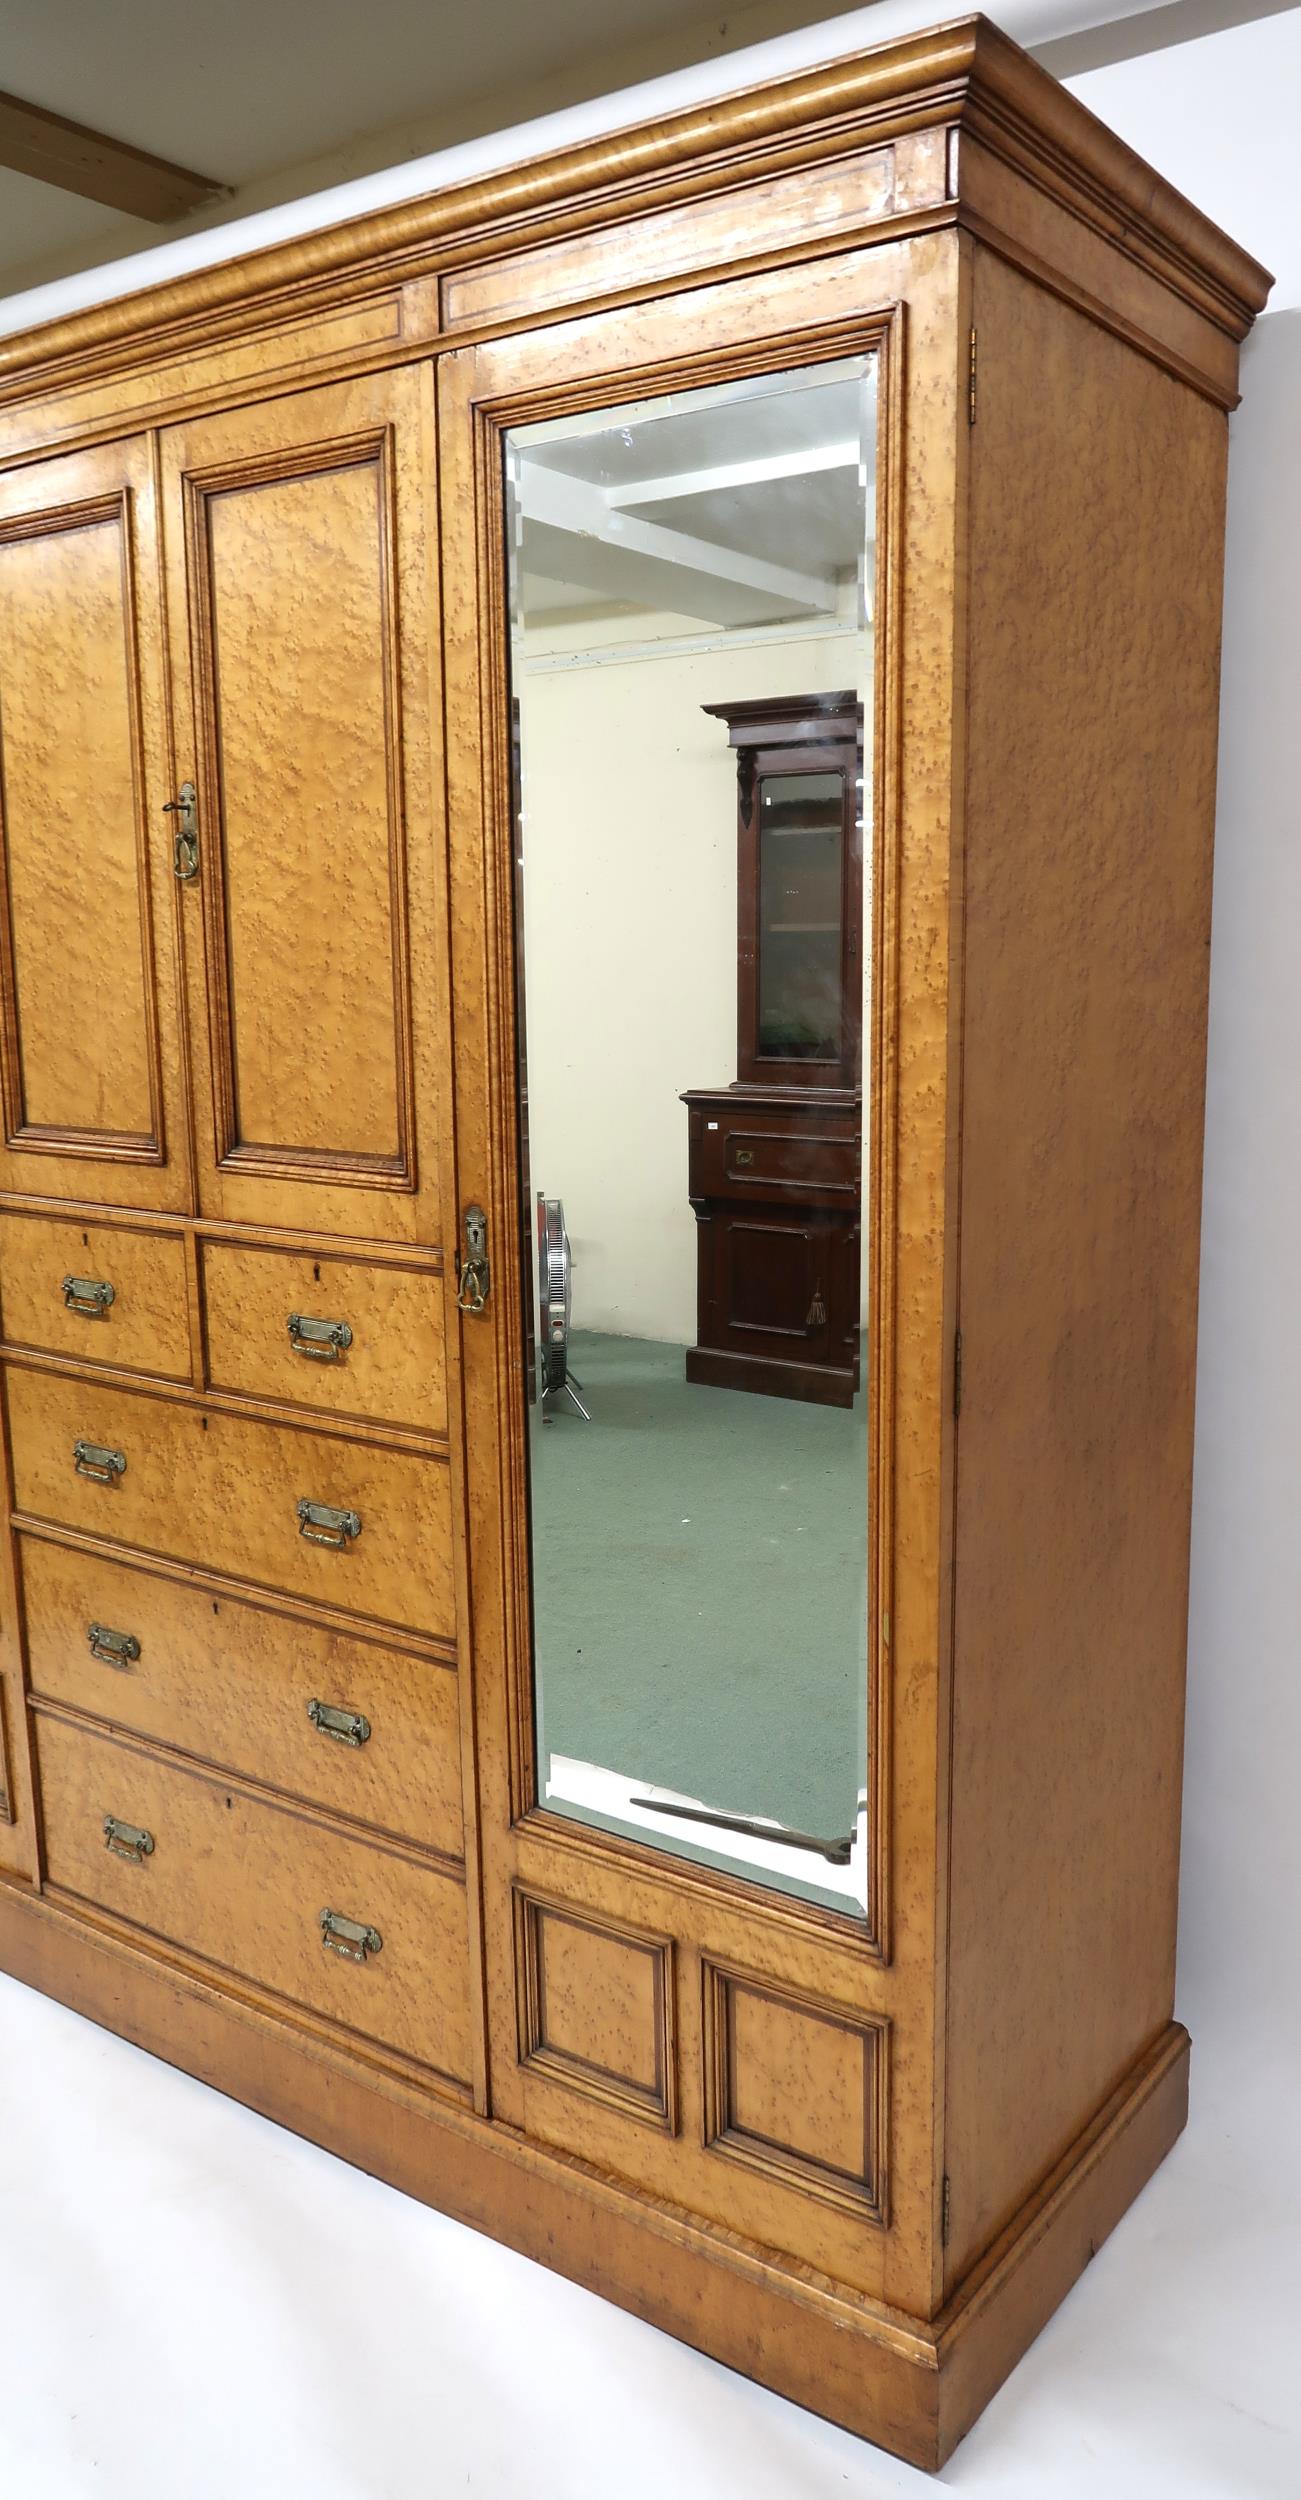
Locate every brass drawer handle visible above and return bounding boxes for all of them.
[297,1499,361,1549]
[287,1312,353,1362]
[734,1148,755,1168]
[74,1439,126,1483]
[88,1621,140,1668]
[103,1813,153,1863]
[320,1907,382,1963]
[62,1274,115,1317]
[308,1698,371,1748]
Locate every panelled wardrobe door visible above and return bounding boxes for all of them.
[158,370,450,1249]
[0,437,190,1212]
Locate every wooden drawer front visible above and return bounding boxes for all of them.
[35,1712,470,2083]
[687,1104,860,1204]
[21,1540,462,1858]
[201,1242,446,1434]
[5,1371,453,1639]
[0,1213,190,1380]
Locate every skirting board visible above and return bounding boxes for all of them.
[0,1877,1189,2471]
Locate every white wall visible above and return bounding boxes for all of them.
[1063,14,1301,2090]
[518,623,865,1342]
[1174,305,1301,2074]
[1067,12,1301,314]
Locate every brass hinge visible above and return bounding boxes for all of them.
[953,1327,963,1419]
[942,2173,952,2245]
[968,326,977,425]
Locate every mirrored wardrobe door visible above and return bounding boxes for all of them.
[438,252,907,2296]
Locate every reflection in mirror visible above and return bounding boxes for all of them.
[505,356,876,1916]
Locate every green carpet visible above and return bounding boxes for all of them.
[530,1331,868,1889]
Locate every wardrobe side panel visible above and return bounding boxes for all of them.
[944,248,1228,2285]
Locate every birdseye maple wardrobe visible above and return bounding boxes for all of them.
[0,15,1268,2470]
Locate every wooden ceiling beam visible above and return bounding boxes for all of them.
[0,86,225,223]
[606,442,863,512]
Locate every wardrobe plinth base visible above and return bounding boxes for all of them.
[0,1878,1188,2472]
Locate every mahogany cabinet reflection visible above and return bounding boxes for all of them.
[683,1087,862,1403]
[0,17,1270,2471]
[685,690,863,1405]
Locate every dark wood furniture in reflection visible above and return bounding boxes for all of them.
[685,692,863,1406]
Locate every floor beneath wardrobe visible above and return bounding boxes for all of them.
[0,1966,1295,2500]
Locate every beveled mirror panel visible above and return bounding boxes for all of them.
[506,357,876,1915]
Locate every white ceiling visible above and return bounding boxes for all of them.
[0,0,716,187]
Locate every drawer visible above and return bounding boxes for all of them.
[201,1241,445,1434]
[35,1711,470,2084]
[20,1538,462,1859]
[0,1211,190,1380]
[685,1098,861,1205]
[5,1370,454,1639]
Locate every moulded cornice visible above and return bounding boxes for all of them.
[0,13,1272,404]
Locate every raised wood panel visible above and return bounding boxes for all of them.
[34,1709,471,2084]
[203,455,405,1167]
[0,438,189,1212]
[0,1209,191,1380]
[200,1238,446,1435]
[513,1889,675,2130]
[5,1367,454,1640]
[0,505,153,1135]
[502,1849,893,2291]
[702,1960,888,2221]
[161,369,450,1243]
[20,1535,462,1858]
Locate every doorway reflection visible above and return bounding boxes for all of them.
[506,358,876,1916]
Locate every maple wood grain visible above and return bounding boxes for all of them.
[0,13,1269,2465]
